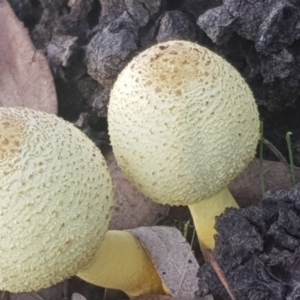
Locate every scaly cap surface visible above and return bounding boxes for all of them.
[0,107,113,292]
[108,40,259,205]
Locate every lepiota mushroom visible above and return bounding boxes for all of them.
[108,40,260,250]
[77,230,167,297]
[0,107,165,297]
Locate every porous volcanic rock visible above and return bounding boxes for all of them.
[197,185,300,300]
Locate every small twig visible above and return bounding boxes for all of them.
[62,279,68,300]
[1,292,8,300]
[203,249,236,300]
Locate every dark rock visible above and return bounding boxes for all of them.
[177,0,222,19]
[86,11,139,73]
[7,0,42,30]
[125,0,163,27]
[85,17,138,113]
[156,10,197,43]
[197,0,300,53]
[197,5,236,45]
[197,0,300,112]
[6,0,300,158]
[197,0,300,152]
[46,34,78,68]
[197,185,300,300]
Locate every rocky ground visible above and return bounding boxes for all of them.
[4,0,300,299]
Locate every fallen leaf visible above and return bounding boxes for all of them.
[103,147,170,230]
[8,282,64,300]
[72,293,87,300]
[128,226,200,299]
[0,0,57,114]
[230,158,300,206]
[131,296,213,300]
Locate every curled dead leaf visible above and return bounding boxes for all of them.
[127,226,200,299]
[0,0,57,114]
[130,294,214,300]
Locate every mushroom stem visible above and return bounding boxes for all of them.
[76,230,169,298]
[188,187,238,251]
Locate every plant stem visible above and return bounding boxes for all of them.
[77,230,166,297]
[286,132,296,184]
[188,187,238,251]
[259,121,265,194]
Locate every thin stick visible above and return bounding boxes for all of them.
[62,279,68,300]
[203,249,236,300]
[1,292,8,300]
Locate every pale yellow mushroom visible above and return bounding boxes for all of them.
[0,107,166,297]
[77,230,168,297]
[108,40,260,251]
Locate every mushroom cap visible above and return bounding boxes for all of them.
[108,40,259,206]
[0,107,113,292]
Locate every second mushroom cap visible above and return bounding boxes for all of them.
[108,40,260,206]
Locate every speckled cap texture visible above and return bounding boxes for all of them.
[0,107,113,292]
[108,40,260,206]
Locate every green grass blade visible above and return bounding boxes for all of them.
[286,132,296,185]
[259,121,265,194]
[183,220,190,240]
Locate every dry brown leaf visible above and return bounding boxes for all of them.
[230,158,300,206]
[0,0,57,114]
[132,296,213,300]
[104,148,169,230]
[128,226,199,299]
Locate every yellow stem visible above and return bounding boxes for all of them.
[188,187,239,251]
[76,230,168,298]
